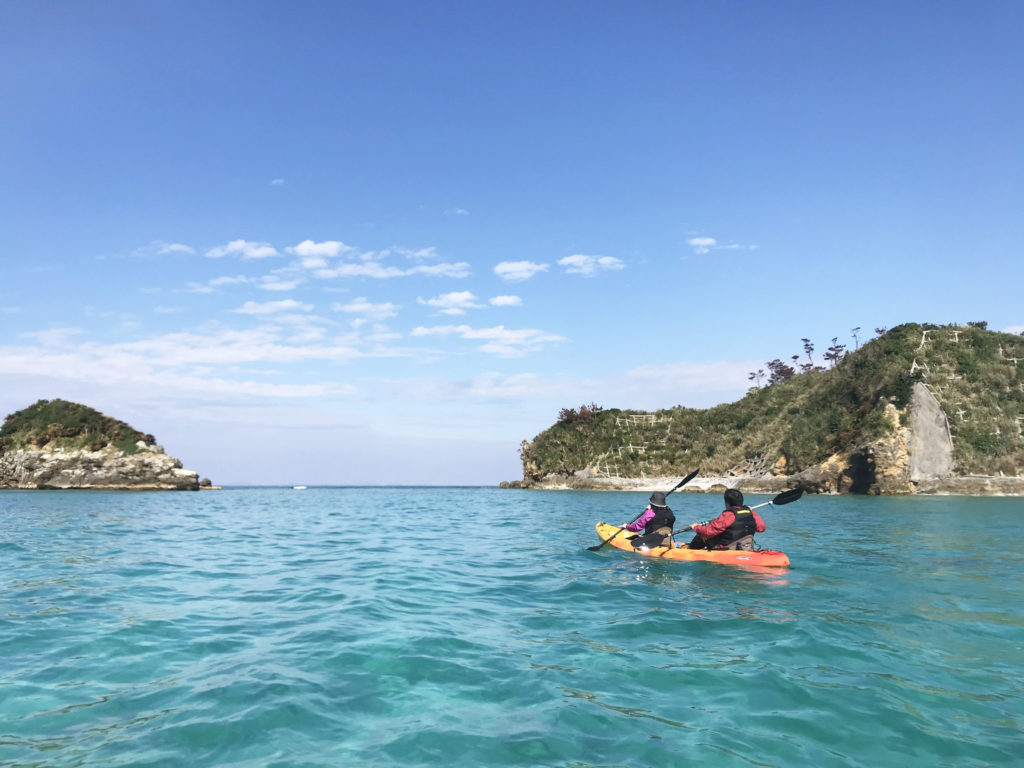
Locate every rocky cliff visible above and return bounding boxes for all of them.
[0,442,200,490]
[0,399,204,490]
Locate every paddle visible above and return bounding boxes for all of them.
[671,487,804,536]
[587,469,699,552]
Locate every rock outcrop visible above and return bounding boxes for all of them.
[0,441,200,490]
[907,382,955,481]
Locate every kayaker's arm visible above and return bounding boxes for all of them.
[621,507,654,532]
[691,510,735,539]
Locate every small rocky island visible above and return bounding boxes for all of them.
[0,399,212,491]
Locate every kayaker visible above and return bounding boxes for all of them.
[686,489,766,550]
[620,491,676,550]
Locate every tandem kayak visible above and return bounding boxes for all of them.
[593,522,790,567]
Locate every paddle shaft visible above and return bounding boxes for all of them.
[671,488,803,536]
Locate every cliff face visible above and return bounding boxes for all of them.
[0,442,200,490]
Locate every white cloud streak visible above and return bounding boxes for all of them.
[235,299,313,315]
[558,254,625,275]
[489,295,522,307]
[411,324,566,357]
[157,242,195,255]
[206,240,280,260]
[494,261,548,282]
[333,297,399,321]
[687,236,756,255]
[688,237,717,254]
[287,240,352,258]
[418,291,482,315]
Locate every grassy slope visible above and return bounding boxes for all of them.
[0,399,153,455]
[521,323,1024,481]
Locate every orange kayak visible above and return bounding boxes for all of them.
[594,522,790,567]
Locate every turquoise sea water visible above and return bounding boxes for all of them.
[2,487,1022,767]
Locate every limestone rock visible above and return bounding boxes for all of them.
[907,382,955,480]
[0,445,200,490]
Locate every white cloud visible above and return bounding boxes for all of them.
[1002,324,1024,335]
[558,254,625,275]
[271,178,286,186]
[494,261,548,282]
[410,324,467,338]
[418,291,482,315]
[157,242,195,255]
[395,246,439,260]
[313,261,470,280]
[410,324,565,357]
[365,324,402,342]
[489,295,522,307]
[235,299,313,315]
[444,208,469,216]
[0,334,359,398]
[259,277,303,291]
[686,236,756,255]
[687,237,717,254]
[409,262,471,278]
[278,241,467,279]
[315,262,407,279]
[186,275,253,294]
[22,327,83,346]
[206,240,279,260]
[287,240,351,258]
[122,241,196,259]
[210,276,250,287]
[333,297,398,321]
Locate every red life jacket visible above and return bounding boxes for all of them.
[708,506,757,547]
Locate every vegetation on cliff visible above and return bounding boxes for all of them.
[0,399,154,455]
[520,323,1024,484]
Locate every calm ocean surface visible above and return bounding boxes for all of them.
[2,487,1022,767]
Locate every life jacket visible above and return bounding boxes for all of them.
[643,505,675,537]
[712,505,756,545]
[630,505,676,549]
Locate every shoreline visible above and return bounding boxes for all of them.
[505,474,1024,496]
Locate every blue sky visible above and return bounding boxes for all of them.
[2,1,1021,485]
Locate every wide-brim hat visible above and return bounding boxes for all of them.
[649,491,668,507]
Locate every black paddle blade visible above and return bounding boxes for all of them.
[587,526,624,551]
[668,468,699,494]
[771,488,803,506]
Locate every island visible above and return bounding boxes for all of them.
[510,323,1024,495]
[0,399,212,490]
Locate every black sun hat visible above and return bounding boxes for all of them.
[648,491,668,507]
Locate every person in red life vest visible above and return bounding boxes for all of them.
[686,488,765,550]
[620,491,676,550]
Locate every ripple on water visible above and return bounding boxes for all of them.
[2,490,1023,767]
